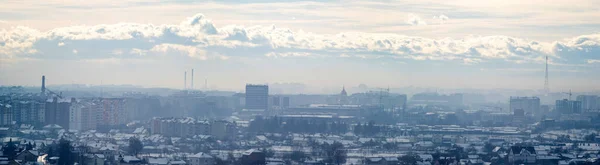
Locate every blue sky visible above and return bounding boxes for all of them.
[0,0,599,92]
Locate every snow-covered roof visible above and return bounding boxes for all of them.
[148,158,169,165]
[189,152,213,159]
[122,156,140,163]
[169,160,186,165]
[43,124,62,129]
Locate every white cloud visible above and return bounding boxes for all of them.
[0,13,598,66]
[150,44,207,60]
[434,14,449,24]
[57,42,65,46]
[588,59,600,64]
[130,48,147,56]
[266,52,312,58]
[463,58,481,65]
[112,49,123,55]
[406,14,427,26]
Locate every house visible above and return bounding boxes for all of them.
[188,152,215,165]
[241,149,265,165]
[99,146,118,158]
[364,157,398,165]
[120,156,142,165]
[91,154,105,165]
[419,154,433,162]
[15,150,39,162]
[148,158,169,165]
[168,160,186,165]
[365,157,386,165]
[508,146,536,164]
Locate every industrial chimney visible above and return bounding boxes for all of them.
[41,75,46,94]
[191,69,194,90]
[184,71,187,90]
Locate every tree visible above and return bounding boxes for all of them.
[166,137,173,145]
[399,153,421,165]
[128,137,144,156]
[215,158,227,165]
[483,143,495,153]
[2,138,17,160]
[58,139,74,165]
[290,151,308,162]
[584,133,597,142]
[26,142,34,151]
[227,152,236,164]
[322,142,346,165]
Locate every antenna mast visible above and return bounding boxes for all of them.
[544,56,549,94]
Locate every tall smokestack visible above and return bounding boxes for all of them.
[191,69,194,90]
[184,71,187,90]
[41,75,46,94]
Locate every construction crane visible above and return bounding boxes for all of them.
[41,75,63,99]
[45,88,63,99]
[562,89,572,100]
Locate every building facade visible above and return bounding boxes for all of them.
[0,103,12,126]
[556,99,582,114]
[245,84,269,110]
[45,97,71,129]
[576,95,598,112]
[69,99,99,131]
[15,100,46,126]
[509,97,541,116]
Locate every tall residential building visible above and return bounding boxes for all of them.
[245,84,269,110]
[0,103,12,126]
[99,98,127,126]
[45,97,71,129]
[282,97,290,108]
[272,96,280,106]
[556,99,582,114]
[14,100,46,126]
[69,99,98,131]
[576,95,598,112]
[509,97,541,116]
[0,96,46,126]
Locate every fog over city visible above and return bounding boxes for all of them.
[1,1,600,165]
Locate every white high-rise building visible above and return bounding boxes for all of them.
[576,95,598,112]
[69,99,98,131]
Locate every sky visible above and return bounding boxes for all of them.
[0,0,599,92]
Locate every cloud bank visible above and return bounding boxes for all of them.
[1,13,599,66]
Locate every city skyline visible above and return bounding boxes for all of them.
[1,0,600,91]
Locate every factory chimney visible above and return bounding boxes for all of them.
[41,75,46,94]
[191,69,194,90]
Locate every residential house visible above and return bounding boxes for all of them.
[188,152,215,165]
[148,158,169,165]
[241,149,265,165]
[15,150,39,162]
[508,146,536,164]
